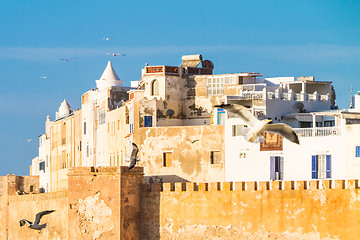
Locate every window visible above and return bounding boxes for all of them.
[151,79,159,96]
[270,156,283,180]
[39,161,45,172]
[87,145,90,157]
[356,146,360,157]
[130,123,134,133]
[300,122,312,128]
[324,121,335,127]
[210,151,221,164]
[99,109,106,125]
[217,109,225,125]
[207,76,238,96]
[163,152,173,167]
[233,125,247,136]
[144,116,153,127]
[312,154,331,179]
[83,122,87,135]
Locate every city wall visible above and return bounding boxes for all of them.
[0,191,68,240]
[141,179,360,240]
[1,168,360,239]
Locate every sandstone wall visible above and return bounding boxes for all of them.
[67,166,143,240]
[1,191,68,240]
[141,180,360,240]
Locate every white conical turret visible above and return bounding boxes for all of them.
[56,99,72,120]
[95,61,124,91]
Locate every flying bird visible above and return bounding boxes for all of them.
[106,52,126,56]
[214,103,299,144]
[19,210,55,230]
[102,37,111,40]
[127,143,140,170]
[25,139,32,142]
[187,138,199,144]
[60,57,77,61]
[40,76,47,79]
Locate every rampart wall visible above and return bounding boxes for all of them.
[2,168,360,240]
[0,191,68,240]
[141,179,360,240]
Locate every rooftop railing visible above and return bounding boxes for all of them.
[293,127,341,137]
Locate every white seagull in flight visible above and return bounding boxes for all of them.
[126,143,140,170]
[40,76,47,79]
[102,37,111,40]
[20,210,55,230]
[106,52,126,57]
[60,57,77,61]
[214,103,299,144]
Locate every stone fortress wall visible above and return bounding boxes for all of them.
[1,167,360,239]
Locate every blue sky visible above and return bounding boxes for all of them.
[0,0,359,175]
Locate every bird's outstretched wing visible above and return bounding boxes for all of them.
[265,123,300,144]
[34,210,55,225]
[227,104,258,126]
[128,143,139,170]
[128,159,136,170]
[130,143,139,160]
[19,219,32,227]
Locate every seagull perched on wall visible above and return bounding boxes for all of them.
[127,143,140,170]
[214,103,300,144]
[19,210,55,230]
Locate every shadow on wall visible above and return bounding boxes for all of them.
[144,175,190,184]
[140,183,161,240]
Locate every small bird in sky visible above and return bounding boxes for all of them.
[25,139,32,142]
[19,210,55,230]
[102,37,111,40]
[127,143,140,170]
[60,57,77,62]
[106,52,126,57]
[214,103,299,144]
[40,76,47,79]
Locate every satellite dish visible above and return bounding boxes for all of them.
[166,109,175,117]
[294,102,304,112]
[202,60,214,69]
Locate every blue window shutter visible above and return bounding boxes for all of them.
[270,156,275,180]
[326,155,331,178]
[312,155,317,179]
[144,116,152,127]
[356,146,360,157]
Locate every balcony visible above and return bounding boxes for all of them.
[293,127,341,137]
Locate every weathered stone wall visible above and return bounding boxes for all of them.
[135,125,225,183]
[67,166,143,240]
[141,180,360,240]
[1,191,68,240]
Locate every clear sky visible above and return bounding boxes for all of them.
[0,0,359,176]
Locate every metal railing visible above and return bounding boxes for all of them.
[293,127,341,137]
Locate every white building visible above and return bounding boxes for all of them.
[81,61,130,167]
[217,75,360,182]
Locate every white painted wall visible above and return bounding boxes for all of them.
[224,113,360,182]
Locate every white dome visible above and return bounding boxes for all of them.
[56,99,72,120]
[95,61,123,91]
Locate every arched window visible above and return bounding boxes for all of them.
[151,79,159,96]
